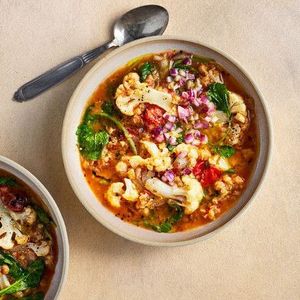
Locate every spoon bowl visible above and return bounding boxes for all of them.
[114,5,169,45]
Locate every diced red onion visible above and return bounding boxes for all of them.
[170,68,178,76]
[164,122,175,131]
[188,89,196,99]
[200,95,209,104]
[184,133,194,144]
[178,106,190,122]
[177,151,187,158]
[191,97,201,107]
[182,168,192,175]
[207,102,216,115]
[200,134,208,144]
[192,139,201,146]
[155,134,165,143]
[204,116,211,122]
[152,126,163,136]
[179,78,186,86]
[163,113,176,123]
[176,127,183,133]
[168,136,177,145]
[183,57,192,65]
[163,170,175,183]
[194,130,201,138]
[186,73,195,80]
[161,175,167,182]
[195,121,209,129]
[181,91,189,99]
[164,132,171,140]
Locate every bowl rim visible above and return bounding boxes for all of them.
[0,155,69,298]
[62,35,272,247]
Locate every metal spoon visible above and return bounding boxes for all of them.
[13,5,169,102]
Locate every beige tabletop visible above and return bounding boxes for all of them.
[1,0,299,299]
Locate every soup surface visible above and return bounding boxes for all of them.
[0,170,57,299]
[77,50,257,233]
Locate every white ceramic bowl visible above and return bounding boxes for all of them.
[62,36,271,246]
[0,156,69,299]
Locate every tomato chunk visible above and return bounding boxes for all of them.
[144,104,165,131]
[193,159,222,187]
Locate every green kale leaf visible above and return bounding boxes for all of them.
[0,251,25,279]
[33,205,51,225]
[139,62,153,81]
[145,205,184,233]
[21,292,45,300]
[101,100,121,117]
[0,177,16,186]
[172,59,190,70]
[0,259,45,296]
[207,83,231,118]
[213,145,235,158]
[76,123,109,161]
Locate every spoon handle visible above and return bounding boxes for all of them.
[13,40,117,102]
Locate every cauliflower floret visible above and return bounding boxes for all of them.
[145,177,185,199]
[115,72,172,116]
[128,156,145,168]
[10,206,37,225]
[209,155,231,171]
[106,182,124,208]
[126,141,171,172]
[0,204,28,250]
[27,241,50,257]
[141,141,171,172]
[229,92,247,123]
[181,175,204,214]
[106,179,139,207]
[145,175,204,215]
[122,178,139,202]
[115,161,128,174]
[174,143,199,167]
